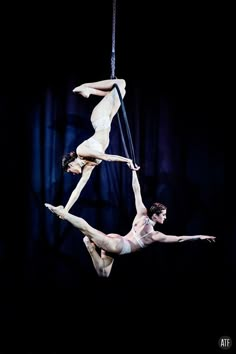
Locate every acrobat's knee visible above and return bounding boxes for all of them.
[117,79,126,96]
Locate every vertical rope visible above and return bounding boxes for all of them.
[110,0,129,157]
[113,84,137,167]
[111,0,116,79]
[110,0,137,166]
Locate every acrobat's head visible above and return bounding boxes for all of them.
[148,202,167,224]
[62,151,85,175]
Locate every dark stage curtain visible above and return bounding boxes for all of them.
[26,76,224,290]
[0,1,231,350]
[21,74,227,349]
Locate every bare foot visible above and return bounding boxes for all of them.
[72,85,91,98]
[44,203,66,219]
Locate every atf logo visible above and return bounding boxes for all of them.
[218,336,232,350]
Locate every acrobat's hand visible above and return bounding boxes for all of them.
[101,249,107,259]
[44,203,67,219]
[127,160,140,171]
[72,85,90,98]
[83,236,96,254]
[200,235,216,243]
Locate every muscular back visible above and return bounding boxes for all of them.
[125,215,155,249]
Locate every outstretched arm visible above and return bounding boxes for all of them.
[64,165,95,212]
[132,171,147,219]
[83,237,114,277]
[76,145,139,171]
[153,232,216,243]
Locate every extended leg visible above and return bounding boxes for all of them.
[74,79,126,121]
[73,78,125,97]
[90,79,126,121]
[45,204,123,254]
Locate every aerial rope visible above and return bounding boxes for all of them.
[110,0,137,167]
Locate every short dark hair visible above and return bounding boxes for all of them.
[148,202,167,218]
[62,151,77,172]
